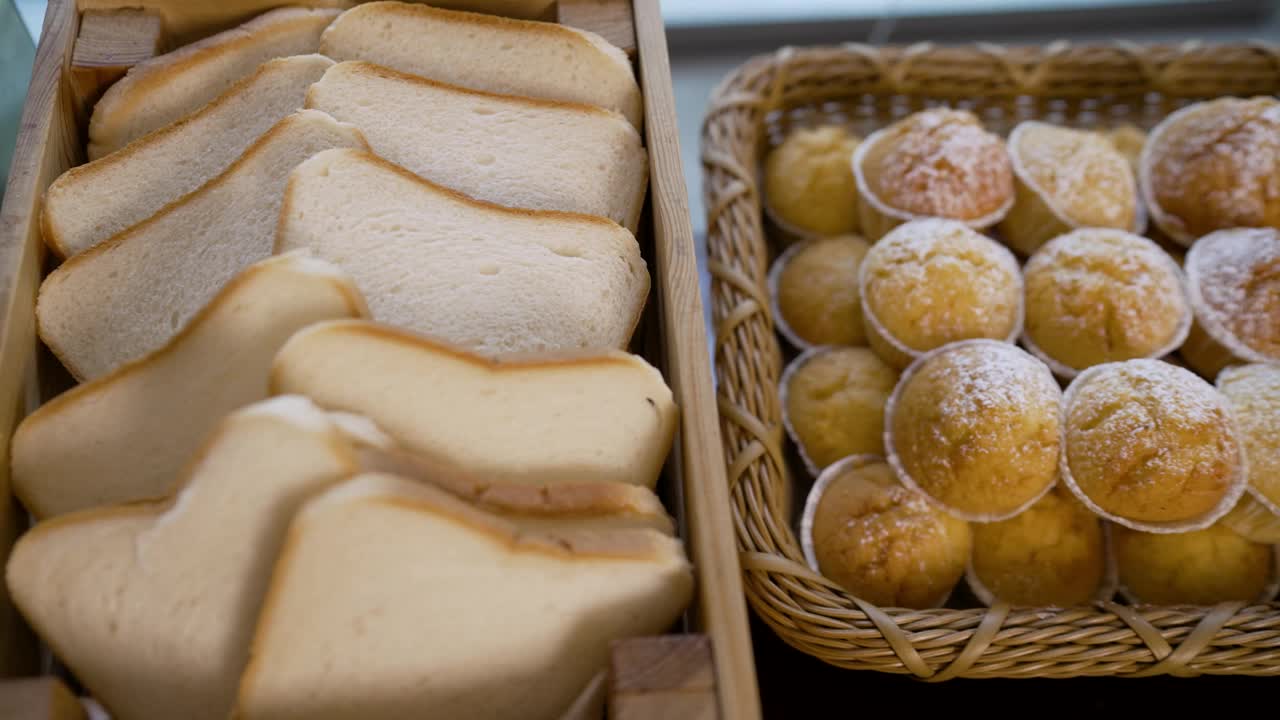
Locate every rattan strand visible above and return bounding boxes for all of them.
[703,42,1280,679]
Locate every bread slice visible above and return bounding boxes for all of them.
[356,445,676,535]
[87,7,340,159]
[5,397,360,720]
[44,54,333,258]
[320,3,642,129]
[278,149,648,354]
[306,61,647,231]
[271,319,679,489]
[77,0,557,42]
[233,473,692,720]
[13,253,367,519]
[37,110,367,381]
[0,677,86,720]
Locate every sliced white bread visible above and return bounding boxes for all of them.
[0,677,86,720]
[278,149,648,354]
[357,445,676,535]
[87,7,340,159]
[233,473,693,720]
[306,61,648,231]
[5,397,360,720]
[13,253,368,519]
[271,319,678,489]
[37,110,367,381]
[44,54,334,258]
[77,0,557,43]
[320,2,642,129]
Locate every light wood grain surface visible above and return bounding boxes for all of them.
[558,0,636,56]
[69,9,165,109]
[609,635,718,720]
[633,1,761,717]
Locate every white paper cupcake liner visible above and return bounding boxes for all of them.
[778,346,838,478]
[799,453,954,609]
[767,240,822,353]
[857,221,1025,370]
[851,124,1015,242]
[1018,230,1193,381]
[1059,361,1250,534]
[1183,232,1279,372]
[883,339,1060,523]
[1138,102,1207,248]
[966,520,1119,607]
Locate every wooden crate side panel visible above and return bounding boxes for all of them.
[632,1,761,718]
[0,0,85,676]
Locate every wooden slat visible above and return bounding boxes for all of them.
[0,0,84,679]
[631,1,762,718]
[70,9,166,109]
[608,635,718,720]
[0,676,87,719]
[558,0,636,56]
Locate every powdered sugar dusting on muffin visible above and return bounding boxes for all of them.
[1188,228,1280,359]
[1217,364,1280,510]
[1014,122,1137,229]
[872,109,1013,220]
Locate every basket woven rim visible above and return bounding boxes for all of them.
[704,40,1280,680]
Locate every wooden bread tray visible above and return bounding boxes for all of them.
[703,41,1280,680]
[0,1,762,717]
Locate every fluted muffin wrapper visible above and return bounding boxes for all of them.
[1018,232,1192,381]
[799,453,955,609]
[857,231,1025,371]
[1059,362,1250,534]
[1115,543,1280,605]
[966,520,1119,608]
[999,122,1148,257]
[1221,493,1280,545]
[851,125,1015,243]
[883,339,1059,523]
[767,240,821,353]
[779,346,841,478]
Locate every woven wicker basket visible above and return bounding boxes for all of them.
[703,41,1280,680]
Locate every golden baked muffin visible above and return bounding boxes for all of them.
[1106,124,1146,175]
[763,125,862,237]
[1222,494,1280,545]
[770,235,870,349]
[967,488,1111,607]
[1022,228,1190,377]
[886,339,1061,521]
[1114,523,1276,605]
[859,218,1022,369]
[999,122,1141,255]
[782,347,897,474]
[1062,359,1246,532]
[1140,96,1280,246]
[1181,228,1280,378]
[801,455,971,608]
[1217,364,1280,514]
[852,108,1014,240]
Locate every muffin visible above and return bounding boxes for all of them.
[1140,96,1280,246]
[1217,364,1280,515]
[1114,523,1277,605]
[1021,228,1191,378]
[1180,228,1280,378]
[998,122,1142,255]
[769,235,870,349]
[859,218,1023,369]
[763,125,862,238]
[1222,494,1280,545]
[1106,124,1146,175]
[967,488,1113,607]
[800,454,971,608]
[782,347,898,474]
[1061,359,1247,533]
[886,340,1061,521]
[852,108,1014,240]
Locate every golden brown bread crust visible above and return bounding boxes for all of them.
[1143,96,1280,243]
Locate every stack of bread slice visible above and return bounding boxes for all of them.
[11,3,690,719]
